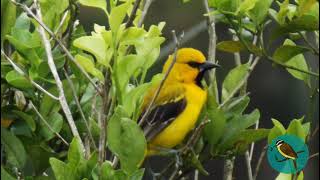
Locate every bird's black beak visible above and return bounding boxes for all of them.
[199,61,220,72]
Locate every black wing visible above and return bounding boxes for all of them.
[139,98,187,142]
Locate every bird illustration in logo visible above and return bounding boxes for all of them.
[270,139,305,172]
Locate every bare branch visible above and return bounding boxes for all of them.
[253,145,267,180]
[1,49,59,100]
[309,152,319,160]
[223,157,235,180]
[35,0,84,150]
[30,101,69,146]
[138,30,182,126]
[245,151,253,180]
[137,0,154,27]
[63,69,97,150]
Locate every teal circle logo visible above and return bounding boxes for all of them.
[267,135,309,174]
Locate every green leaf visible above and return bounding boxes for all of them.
[204,107,226,146]
[187,151,209,176]
[75,54,104,81]
[276,171,304,180]
[26,145,57,175]
[68,137,84,169]
[1,0,16,45]
[215,0,241,13]
[268,119,286,144]
[5,70,33,89]
[107,107,146,174]
[1,166,15,180]
[297,0,317,17]
[222,95,250,115]
[39,112,63,141]
[276,39,310,84]
[286,117,307,142]
[1,127,27,168]
[273,45,309,63]
[237,0,258,15]
[73,35,109,67]
[222,63,249,101]
[79,0,107,14]
[12,110,36,131]
[217,41,245,53]
[39,0,69,31]
[248,0,273,25]
[101,161,114,180]
[220,109,260,146]
[129,169,145,180]
[116,54,145,94]
[50,158,75,180]
[109,2,131,34]
[221,129,270,153]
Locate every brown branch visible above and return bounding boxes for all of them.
[137,0,154,27]
[125,0,143,28]
[138,30,182,126]
[309,152,319,160]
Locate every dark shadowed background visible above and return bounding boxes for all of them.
[79,0,319,179]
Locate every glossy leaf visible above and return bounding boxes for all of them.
[107,107,146,174]
[79,0,107,14]
[73,35,109,67]
[248,0,273,25]
[75,54,104,81]
[109,2,131,34]
[222,63,249,101]
[5,70,33,89]
[1,127,27,168]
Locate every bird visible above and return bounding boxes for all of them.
[274,139,302,172]
[138,48,219,156]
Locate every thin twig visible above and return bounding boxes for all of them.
[299,32,319,55]
[138,30,182,126]
[63,69,97,150]
[99,70,112,165]
[30,101,69,146]
[309,152,319,160]
[35,0,84,150]
[1,49,59,100]
[181,119,211,154]
[125,0,143,28]
[245,151,253,180]
[203,0,219,102]
[253,145,267,180]
[10,0,102,94]
[50,10,69,41]
[137,0,154,27]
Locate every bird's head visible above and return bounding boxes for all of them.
[163,48,220,87]
[276,140,285,147]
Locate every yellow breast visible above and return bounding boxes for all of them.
[148,83,207,154]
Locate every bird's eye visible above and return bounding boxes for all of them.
[187,61,201,68]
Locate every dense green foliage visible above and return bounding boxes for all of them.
[1,0,318,179]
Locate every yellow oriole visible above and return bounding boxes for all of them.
[139,48,219,155]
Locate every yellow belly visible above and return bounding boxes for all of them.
[148,84,207,154]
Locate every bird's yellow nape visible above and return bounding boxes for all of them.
[162,48,206,73]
